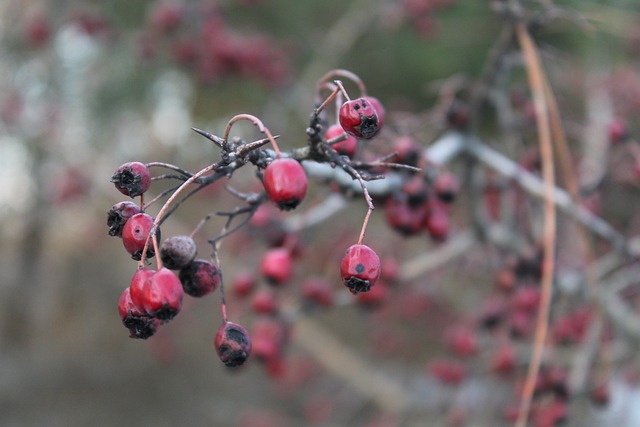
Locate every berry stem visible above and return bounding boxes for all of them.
[333,80,351,101]
[152,232,162,270]
[223,114,281,158]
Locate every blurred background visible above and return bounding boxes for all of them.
[2,1,640,426]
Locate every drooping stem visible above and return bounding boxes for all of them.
[223,114,281,158]
[316,68,367,96]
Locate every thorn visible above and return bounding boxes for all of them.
[192,127,224,147]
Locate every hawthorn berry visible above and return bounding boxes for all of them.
[160,235,197,270]
[111,162,151,198]
[339,98,380,139]
[362,96,385,128]
[142,267,184,321]
[324,123,357,158]
[129,268,156,313]
[301,277,334,308]
[250,288,279,314]
[122,212,159,260]
[340,244,381,295]
[118,287,160,339]
[263,158,308,211]
[423,203,449,242]
[433,172,459,203]
[178,259,220,297]
[107,201,141,237]
[214,321,252,367]
[260,247,293,285]
[231,271,256,298]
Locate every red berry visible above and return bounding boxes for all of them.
[427,359,466,385]
[263,158,308,211]
[122,212,159,260]
[433,172,459,203]
[340,244,381,295]
[118,287,160,339]
[178,259,220,297]
[111,162,151,198]
[107,201,141,237]
[214,321,252,367]
[393,135,423,167]
[608,118,628,144]
[142,267,184,321]
[356,280,390,307]
[251,288,279,314]
[251,317,289,362]
[231,271,256,298]
[384,197,426,236]
[363,96,385,128]
[160,235,197,270]
[423,203,449,242]
[260,247,293,285]
[490,344,517,375]
[301,277,334,308]
[325,123,357,158]
[339,98,380,139]
[445,327,478,357]
[129,268,156,313]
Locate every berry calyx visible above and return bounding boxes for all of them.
[122,212,159,260]
[178,259,221,297]
[142,267,184,321]
[340,243,381,294]
[339,98,380,139]
[263,158,308,211]
[260,247,293,285]
[324,123,357,158]
[118,287,160,339]
[214,321,252,368]
[111,162,151,198]
[160,235,197,270]
[107,201,142,237]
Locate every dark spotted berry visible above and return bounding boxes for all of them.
[111,162,151,198]
[160,235,197,270]
[263,158,308,211]
[324,123,357,158]
[363,96,385,129]
[122,212,159,260]
[433,172,459,203]
[107,201,141,237]
[339,98,380,139]
[118,287,160,339]
[178,259,220,297]
[215,322,252,367]
[142,267,184,321]
[340,244,381,294]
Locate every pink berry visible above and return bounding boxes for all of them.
[339,98,380,139]
[260,247,293,285]
[251,288,279,314]
[118,286,160,339]
[122,212,159,260]
[263,158,308,211]
[111,161,151,198]
[107,201,141,237]
[231,271,256,298]
[423,203,449,242]
[142,267,184,321]
[340,244,381,295]
[324,123,357,158]
[179,259,221,297]
[301,277,334,308]
[215,322,252,367]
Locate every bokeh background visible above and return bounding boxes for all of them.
[2,1,640,426]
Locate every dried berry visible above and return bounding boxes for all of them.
[111,162,151,198]
[179,259,221,297]
[160,235,197,270]
[215,322,252,368]
[107,201,141,237]
[118,287,160,339]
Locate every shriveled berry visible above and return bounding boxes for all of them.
[263,158,308,211]
[142,267,184,321]
[118,287,160,339]
[107,201,141,237]
[339,98,380,139]
[325,123,357,158]
[122,212,159,260]
[260,247,293,285]
[215,322,252,367]
[179,259,220,297]
[160,235,197,270]
[129,268,156,313]
[111,162,151,198]
[340,244,381,294]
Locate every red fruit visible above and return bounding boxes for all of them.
[384,197,426,236]
[215,322,252,368]
[122,212,158,260]
[260,247,293,285]
[26,13,51,47]
[433,172,459,203]
[424,203,449,242]
[129,268,156,313]
[495,267,517,293]
[393,135,423,167]
[142,268,184,321]
[427,359,466,385]
[251,318,288,362]
[490,344,517,375]
[251,288,279,314]
[231,271,256,298]
[325,123,357,157]
[339,98,380,139]
[111,162,151,198]
[107,201,141,237]
[445,327,478,357]
[356,280,389,307]
[301,277,334,307]
[263,158,308,211]
[340,244,381,295]
[363,96,385,128]
[179,259,221,297]
[118,286,160,339]
[608,118,628,144]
